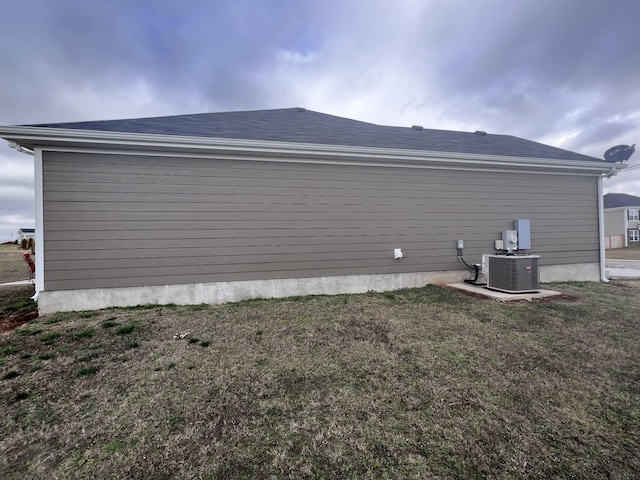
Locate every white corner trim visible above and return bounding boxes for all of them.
[34,147,44,293]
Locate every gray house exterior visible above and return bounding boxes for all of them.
[603,193,640,248]
[0,108,617,313]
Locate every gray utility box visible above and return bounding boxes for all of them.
[487,255,540,293]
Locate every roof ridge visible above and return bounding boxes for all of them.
[26,107,306,128]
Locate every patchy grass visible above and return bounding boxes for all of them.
[0,282,639,479]
[115,323,138,335]
[0,245,37,333]
[607,246,640,260]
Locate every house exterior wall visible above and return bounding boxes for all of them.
[604,209,625,236]
[626,212,640,231]
[41,150,600,294]
[604,207,640,247]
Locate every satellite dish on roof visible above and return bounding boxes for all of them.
[604,144,635,163]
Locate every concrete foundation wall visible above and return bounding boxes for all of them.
[539,262,600,282]
[37,263,600,314]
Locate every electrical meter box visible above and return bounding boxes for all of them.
[502,230,518,252]
[487,255,540,293]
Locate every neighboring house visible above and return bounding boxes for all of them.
[0,108,618,313]
[603,193,640,248]
[17,228,35,243]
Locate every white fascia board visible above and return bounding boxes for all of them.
[0,125,616,175]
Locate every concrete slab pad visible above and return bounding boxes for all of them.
[448,283,562,302]
[0,279,34,287]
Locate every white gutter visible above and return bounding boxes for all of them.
[0,126,617,175]
[598,175,610,283]
[8,140,34,155]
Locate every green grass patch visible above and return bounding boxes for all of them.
[1,299,35,314]
[2,345,19,356]
[115,323,137,335]
[74,327,96,338]
[14,391,30,401]
[40,332,61,344]
[101,318,118,328]
[3,370,20,380]
[103,440,126,454]
[78,366,100,376]
[14,327,39,336]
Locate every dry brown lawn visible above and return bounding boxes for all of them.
[0,244,32,284]
[607,246,640,260]
[1,277,639,479]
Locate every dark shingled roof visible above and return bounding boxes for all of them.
[30,107,603,162]
[604,193,640,209]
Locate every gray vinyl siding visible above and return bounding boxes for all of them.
[42,151,600,291]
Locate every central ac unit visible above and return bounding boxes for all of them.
[487,255,540,293]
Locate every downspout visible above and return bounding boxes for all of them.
[599,167,618,283]
[598,176,608,282]
[623,208,629,248]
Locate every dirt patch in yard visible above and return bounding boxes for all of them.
[0,285,37,333]
[0,308,38,333]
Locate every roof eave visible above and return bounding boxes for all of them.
[0,125,614,175]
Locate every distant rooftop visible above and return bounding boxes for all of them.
[29,107,603,163]
[604,193,640,209]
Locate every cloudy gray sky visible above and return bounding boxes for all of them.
[1,0,639,241]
